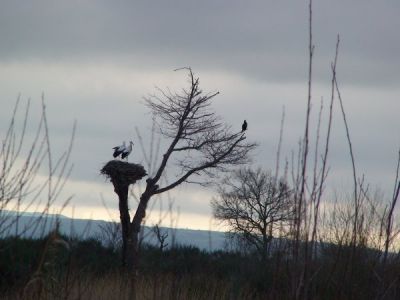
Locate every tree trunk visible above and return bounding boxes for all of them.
[113,182,154,274]
[115,182,132,269]
[115,183,152,273]
[130,184,156,272]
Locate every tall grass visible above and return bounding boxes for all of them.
[0,97,75,239]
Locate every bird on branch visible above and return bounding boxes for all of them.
[112,141,126,158]
[242,120,248,132]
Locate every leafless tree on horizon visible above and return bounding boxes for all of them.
[212,167,294,260]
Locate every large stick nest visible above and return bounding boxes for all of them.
[101,160,147,185]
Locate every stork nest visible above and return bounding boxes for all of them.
[101,160,147,185]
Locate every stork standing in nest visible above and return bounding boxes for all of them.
[112,141,126,158]
[121,141,134,161]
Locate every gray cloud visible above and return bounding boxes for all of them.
[1,1,400,228]
[1,1,399,85]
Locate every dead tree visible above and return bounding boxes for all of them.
[102,68,256,273]
[101,160,147,269]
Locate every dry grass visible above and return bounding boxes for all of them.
[4,272,265,300]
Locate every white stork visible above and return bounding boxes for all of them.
[121,141,134,160]
[112,141,126,158]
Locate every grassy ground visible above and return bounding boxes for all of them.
[2,234,400,299]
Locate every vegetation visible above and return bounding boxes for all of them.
[1,226,400,299]
[212,168,294,261]
[2,1,400,299]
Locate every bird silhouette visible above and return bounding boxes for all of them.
[242,120,247,132]
[112,141,126,158]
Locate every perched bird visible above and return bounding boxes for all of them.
[242,120,248,132]
[112,141,126,158]
[121,141,134,160]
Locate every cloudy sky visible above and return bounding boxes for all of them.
[1,1,399,230]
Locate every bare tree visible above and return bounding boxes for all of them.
[212,168,294,260]
[152,224,169,251]
[103,68,256,273]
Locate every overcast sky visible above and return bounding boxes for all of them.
[1,1,399,230]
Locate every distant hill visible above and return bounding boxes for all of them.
[0,211,228,251]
